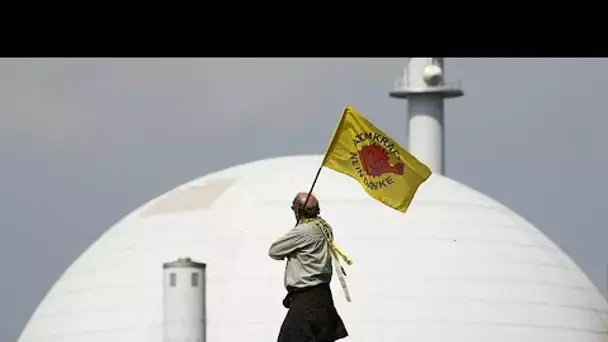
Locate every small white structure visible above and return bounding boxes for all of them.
[162,257,206,342]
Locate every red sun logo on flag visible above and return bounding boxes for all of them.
[357,144,404,178]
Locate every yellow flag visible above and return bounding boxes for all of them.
[321,105,432,213]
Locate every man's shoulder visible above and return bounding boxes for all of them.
[296,217,332,232]
[294,220,316,232]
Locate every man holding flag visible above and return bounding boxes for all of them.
[269,105,431,341]
[269,192,350,342]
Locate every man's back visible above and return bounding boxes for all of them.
[269,217,334,289]
[271,192,349,342]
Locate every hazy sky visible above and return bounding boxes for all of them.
[1,58,607,341]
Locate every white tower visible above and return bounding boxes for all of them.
[389,57,463,175]
[163,257,207,342]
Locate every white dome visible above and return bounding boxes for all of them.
[18,155,608,342]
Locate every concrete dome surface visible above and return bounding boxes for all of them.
[18,155,608,342]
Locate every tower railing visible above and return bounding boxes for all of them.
[393,77,462,91]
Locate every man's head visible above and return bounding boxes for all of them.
[291,192,320,220]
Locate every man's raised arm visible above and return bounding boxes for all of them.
[269,228,305,260]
